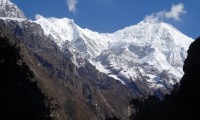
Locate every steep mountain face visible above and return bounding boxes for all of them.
[0,36,51,120]
[97,20,192,93]
[0,1,136,119]
[128,37,200,120]
[35,15,193,95]
[0,0,26,19]
[0,19,137,120]
[35,15,109,60]
[0,1,193,119]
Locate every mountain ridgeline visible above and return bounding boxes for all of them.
[35,15,193,95]
[0,0,195,120]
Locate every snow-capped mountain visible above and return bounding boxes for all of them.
[34,15,193,91]
[0,1,194,119]
[97,20,192,89]
[0,0,26,19]
[35,15,110,57]
[0,0,193,92]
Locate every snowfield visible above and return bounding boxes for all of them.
[35,15,193,90]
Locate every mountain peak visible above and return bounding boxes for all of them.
[35,15,79,47]
[35,14,74,23]
[33,15,193,92]
[0,0,26,19]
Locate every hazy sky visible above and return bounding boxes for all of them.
[12,0,200,39]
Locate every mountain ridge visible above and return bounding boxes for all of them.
[0,1,194,119]
[34,14,193,92]
[0,0,193,92]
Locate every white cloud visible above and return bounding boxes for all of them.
[165,3,186,21]
[144,11,165,22]
[66,0,78,14]
[145,3,186,22]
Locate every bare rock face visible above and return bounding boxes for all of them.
[0,0,26,18]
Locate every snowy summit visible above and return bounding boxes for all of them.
[0,0,193,92]
[0,0,26,19]
[34,15,193,91]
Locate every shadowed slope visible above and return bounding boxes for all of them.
[0,37,51,120]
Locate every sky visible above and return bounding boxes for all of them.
[12,0,200,39]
